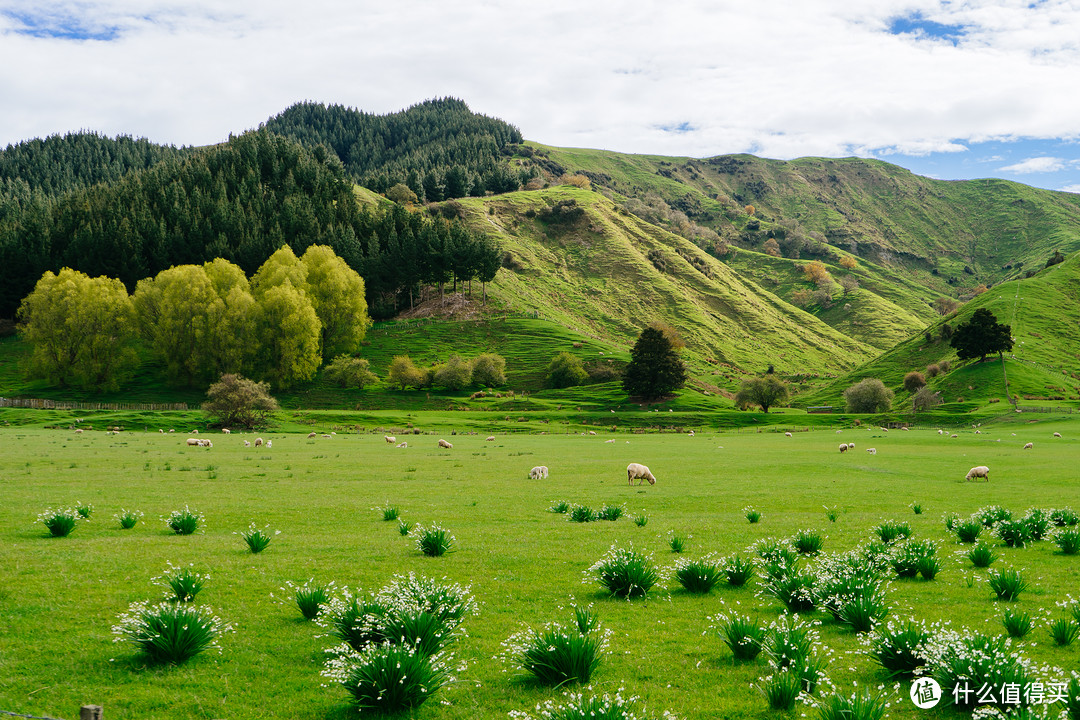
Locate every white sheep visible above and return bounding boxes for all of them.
[938,429,944,435]
[901,427,909,431]
[384,435,396,444]
[203,440,213,448]
[486,436,495,441]
[396,441,408,448]
[438,439,453,449]
[255,437,263,447]
[529,466,549,480]
[604,439,615,443]
[688,430,695,437]
[848,442,855,450]
[866,448,876,455]
[244,440,251,447]
[168,429,175,433]
[74,428,83,434]
[186,438,201,446]
[158,429,163,434]
[1053,432,1062,438]
[265,440,272,449]
[627,463,656,485]
[785,432,792,437]
[839,443,849,453]
[588,431,597,436]
[965,465,990,482]
[1023,442,1034,449]
[836,430,842,434]
[322,434,331,438]
[951,434,958,438]
[308,432,318,439]
[222,428,231,434]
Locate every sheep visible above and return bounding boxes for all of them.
[866,448,877,455]
[322,434,331,438]
[588,431,597,436]
[938,429,944,435]
[604,439,615,443]
[265,440,272,449]
[168,429,175,433]
[688,430,695,437]
[626,463,656,485]
[396,441,408,448]
[191,429,199,434]
[186,438,201,446]
[951,434,958,438]
[74,428,83,434]
[244,440,251,447]
[203,440,213,448]
[529,466,549,480]
[1023,442,1034,449]
[308,432,318,439]
[486,436,495,441]
[839,443,849,453]
[438,439,453,449]
[384,435,396,444]
[255,437,263,447]
[836,430,842,434]
[965,466,990,482]
[1054,432,1062,438]
[785,432,792,437]
[901,427,909,431]
[222,428,231,434]
[847,442,855,450]
[158,429,164,434]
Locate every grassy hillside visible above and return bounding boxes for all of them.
[456,186,877,379]
[797,251,1080,409]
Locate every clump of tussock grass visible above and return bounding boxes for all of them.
[586,543,663,599]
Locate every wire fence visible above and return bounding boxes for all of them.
[0,397,188,411]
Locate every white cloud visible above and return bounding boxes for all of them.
[999,157,1067,173]
[1058,184,1080,194]
[3,0,1080,170]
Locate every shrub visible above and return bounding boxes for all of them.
[903,371,927,393]
[1049,617,1080,646]
[1051,507,1080,527]
[843,378,894,413]
[968,543,997,568]
[792,529,824,556]
[549,500,570,514]
[500,614,609,686]
[240,523,275,553]
[815,551,889,632]
[976,504,1012,527]
[587,543,662,599]
[912,386,943,411]
[112,600,232,664]
[546,352,588,389]
[673,555,723,593]
[76,502,94,519]
[165,505,202,535]
[284,579,334,621]
[867,620,928,677]
[1001,608,1032,638]
[38,507,79,537]
[988,568,1028,600]
[668,532,685,553]
[153,563,208,602]
[380,505,400,521]
[411,523,455,557]
[568,504,595,523]
[322,355,378,389]
[387,355,425,390]
[724,554,756,587]
[744,506,762,523]
[909,502,923,515]
[816,690,888,720]
[1021,507,1053,540]
[202,373,278,428]
[997,519,1033,548]
[712,611,766,660]
[954,518,983,543]
[874,520,911,544]
[470,353,507,387]
[761,567,818,613]
[322,642,450,713]
[596,503,624,522]
[432,355,472,390]
[759,670,802,710]
[115,508,143,529]
[397,520,412,536]
[916,554,941,580]
[633,513,648,527]
[925,630,1033,711]
[1055,528,1080,555]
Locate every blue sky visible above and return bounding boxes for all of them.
[2,1,1080,192]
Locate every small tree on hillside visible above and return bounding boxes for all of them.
[433,355,472,390]
[734,375,790,413]
[912,386,943,412]
[622,326,687,400]
[903,371,927,394]
[470,353,507,387]
[387,355,425,390]
[546,352,588,389]
[323,356,378,389]
[202,374,278,428]
[843,378,894,413]
[951,308,1013,362]
[933,297,960,316]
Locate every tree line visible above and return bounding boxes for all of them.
[0,130,500,318]
[17,246,370,391]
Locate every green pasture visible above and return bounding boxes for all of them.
[1,416,1079,720]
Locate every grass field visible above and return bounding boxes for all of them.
[2,415,1079,720]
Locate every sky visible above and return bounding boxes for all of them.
[3,1,1080,192]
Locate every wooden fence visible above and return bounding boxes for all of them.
[0,398,188,412]
[1015,405,1074,414]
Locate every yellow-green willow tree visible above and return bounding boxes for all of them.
[300,244,370,359]
[17,268,138,390]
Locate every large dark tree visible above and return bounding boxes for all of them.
[622,326,687,400]
[950,308,1013,362]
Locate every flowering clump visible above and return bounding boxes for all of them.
[164,505,203,535]
[508,688,679,720]
[411,523,455,556]
[673,554,723,594]
[153,563,208,603]
[921,627,1038,711]
[710,607,766,660]
[498,606,611,686]
[586,543,664,599]
[814,548,890,633]
[37,507,80,537]
[322,642,454,714]
[239,523,278,553]
[862,617,931,677]
[112,600,232,664]
[278,578,336,620]
[115,508,143,529]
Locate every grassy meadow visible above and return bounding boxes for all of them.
[2,416,1079,720]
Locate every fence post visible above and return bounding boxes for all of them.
[80,705,103,720]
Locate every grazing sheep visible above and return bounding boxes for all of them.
[529,466,549,480]
[222,428,231,434]
[486,436,495,441]
[1054,432,1062,438]
[74,428,83,434]
[848,442,855,449]
[191,429,198,434]
[588,431,597,436]
[308,432,318,439]
[836,430,842,434]
[438,439,453,449]
[244,440,251,447]
[688,430,695,437]
[901,427,909,431]
[265,440,272,449]
[322,434,331,438]
[168,429,175,433]
[186,438,201,446]
[604,439,615,443]
[938,429,944,435]
[839,443,848,453]
[255,437,264,447]
[626,463,656,486]
[951,434,958,438]
[785,432,792,437]
[384,435,396,444]
[396,441,408,448]
[158,429,163,434]
[1023,442,1034,449]
[866,448,877,455]
[965,466,990,482]
[203,440,213,448]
